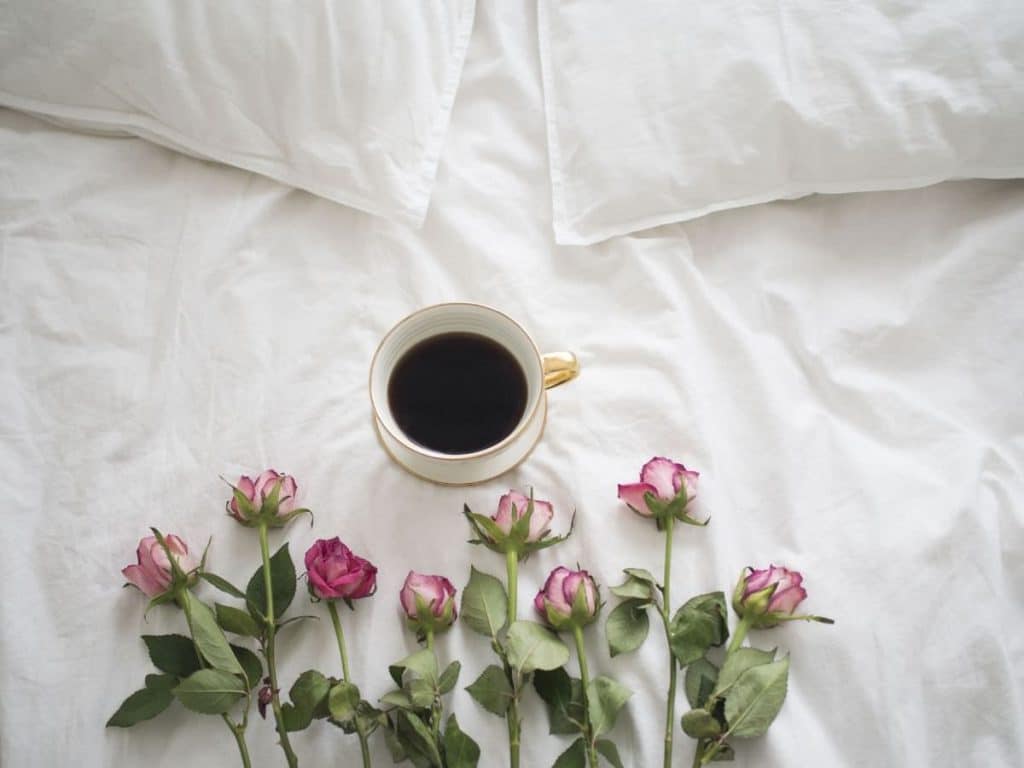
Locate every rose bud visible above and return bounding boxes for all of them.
[534,566,600,632]
[464,489,572,557]
[257,683,274,719]
[732,565,834,628]
[618,456,701,525]
[495,490,554,542]
[304,538,378,601]
[122,534,198,598]
[227,469,309,528]
[400,571,458,636]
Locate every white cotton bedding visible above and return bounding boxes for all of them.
[1,4,1023,768]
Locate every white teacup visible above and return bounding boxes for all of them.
[369,302,578,485]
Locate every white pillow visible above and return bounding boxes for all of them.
[0,1,476,227]
[538,0,1024,244]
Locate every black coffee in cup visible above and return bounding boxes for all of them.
[387,332,528,454]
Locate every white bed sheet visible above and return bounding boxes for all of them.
[2,4,1023,767]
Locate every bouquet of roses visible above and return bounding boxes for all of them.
[108,463,831,768]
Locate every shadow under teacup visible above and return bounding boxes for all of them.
[369,302,579,485]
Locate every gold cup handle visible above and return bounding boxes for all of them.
[542,351,580,389]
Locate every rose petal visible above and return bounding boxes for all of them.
[527,499,555,542]
[744,566,774,594]
[122,564,165,598]
[641,457,686,499]
[676,468,700,501]
[769,585,807,615]
[617,483,657,517]
[254,469,283,499]
[237,475,256,501]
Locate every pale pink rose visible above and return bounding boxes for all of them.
[400,572,458,624]
[739,565,807,615]
[534,566,599,630]
[228,469,298,522]
[122,534,197,598]
[493,490,555,543]
[618,456,699,518]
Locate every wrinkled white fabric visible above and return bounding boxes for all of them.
[0,0,476,227]
[1,3,1023,767]
[538,0,1024,244]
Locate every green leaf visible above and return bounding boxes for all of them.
[506,620,570,674]
[231,644,263,689]
[681,708,722,738]
[443,714,480,768]
[438,661,461,695]
[713,647,775,697]
[328,681,361,723]
[465,665,513,717]
[142,634,201,677]
[172,669,246,715]
[183,591,244,675]
[460,567,508,638]
[290,670,330,712]
[245,543,297,621]
[408,677,437,709]
[605,600,650,657]
[396,709,443,767]
[586,676,632,736]
[200,572,246,599]
[106,685,174,727]
[684,658,719,709]
[339,701,387,736]
[144,673,178,691]
[533,667,585,735]
[384,722,408,761]
[623,568,660,588]
[595,739,625,768]
[216,603,261,637]
[609,577,654,602]
[723,656,790,738]
[552,738,587,768]
[668,591,728,666]
[390,648,438,688]
[380,690,415,710]
[282,702,313,732]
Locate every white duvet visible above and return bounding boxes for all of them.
[1,4,1023,768]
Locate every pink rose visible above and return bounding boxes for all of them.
[493,490,555,543]
[618,456,699,519]
[304,538,378,601]
[534,566,599,631]
[228,469,299,526]
[733,565,822,628]
[400,571,457,633]
[122,534,197,598]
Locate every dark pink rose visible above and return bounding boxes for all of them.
[618,456,699,519]
[493,490,555,543]
[534,566,599,631]
[400,571,457,633]
[122,534,197,598]
[228,469,298,524]
[304,538,377,601]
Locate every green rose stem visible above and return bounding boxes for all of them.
[505,549,522,768]
[424,629,443,744]
[175,584,253,768]
[659,513,679,768]
[692,616,753,768]
[154,531,253,768]
[258,522,299,768]
[328,601,372,768]
[571,626,600,768]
